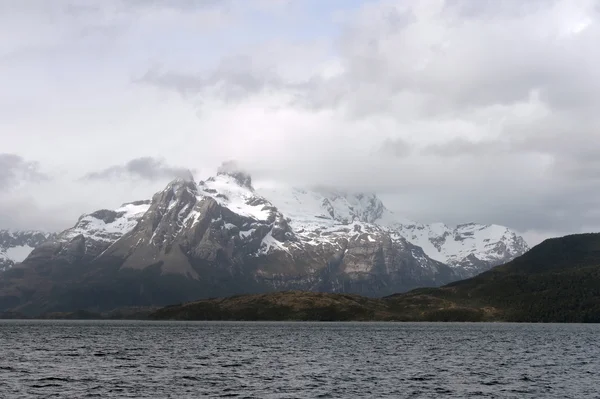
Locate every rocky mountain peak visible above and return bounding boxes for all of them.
[161,177,198,198]
[0,162,532,316]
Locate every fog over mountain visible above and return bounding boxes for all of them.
[2,0,600,246]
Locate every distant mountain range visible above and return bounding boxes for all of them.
[151,233,600,323]
[33,233,600,323]
[0,163,528,316]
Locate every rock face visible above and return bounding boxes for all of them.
[0,165,529,315]
[0,230,53,271]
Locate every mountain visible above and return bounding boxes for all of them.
[387,233,600,322]
[257,186,528,277]
[0,230,52,271]
[0,164,528,316]
[388,222,529,277]
[151,233,600,322]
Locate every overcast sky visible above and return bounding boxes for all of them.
[1,0,599,245]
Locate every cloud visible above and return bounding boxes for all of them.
[2,0,600,245]
[378,138,412,158]
[422,138,512,158]
[138,0,600,241]
[140,57,283,101]
[141,0,600,120]
[139,50,329,105]
[0,154,48,190]
[84,157,193,181]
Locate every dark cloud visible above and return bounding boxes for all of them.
[84,157,193,182]
[0,154,48,190]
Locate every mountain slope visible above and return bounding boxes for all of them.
[387,222,529,276]
[151,233,600,322]
[387,233,600,322]
[21,200,151,268]
[257,186,528,276]
[0,165,528,315]
[0,230,52,271]
[150,291,396,321]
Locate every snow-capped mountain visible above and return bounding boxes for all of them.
[255,186,527,277]
[388,222,529,276]
[0,163,529,315]
[18,200,151,271]
[0,230,52,271]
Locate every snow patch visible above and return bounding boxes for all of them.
[199,175,272,221]
[183,210,202,227]
[239,229,255,239]
[258,230,291,256]
[63,201,150,244]
[4,245,34,263]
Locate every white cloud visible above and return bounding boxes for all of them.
[1,0,600,245]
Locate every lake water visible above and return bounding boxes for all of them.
[0,321,598,398]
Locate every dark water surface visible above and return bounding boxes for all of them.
[0,321,598,398]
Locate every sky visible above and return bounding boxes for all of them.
[1,0,600,245]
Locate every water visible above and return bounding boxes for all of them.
[0,321,598,398]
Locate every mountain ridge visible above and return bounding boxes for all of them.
[0,164,529,315]
[149,233,600,322]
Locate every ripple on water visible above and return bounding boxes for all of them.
[0,321,599,398]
